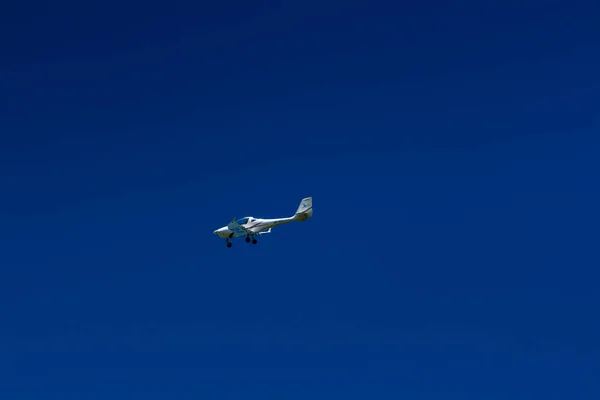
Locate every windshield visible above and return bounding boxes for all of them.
[236,217,249,225]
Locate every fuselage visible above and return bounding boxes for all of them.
[213,216,296,238]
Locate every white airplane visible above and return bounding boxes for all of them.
[213,197,313,247]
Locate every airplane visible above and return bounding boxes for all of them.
[213,197,312,247]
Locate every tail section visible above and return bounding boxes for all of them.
[294,197,313,221]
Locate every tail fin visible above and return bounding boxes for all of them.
[294,197,313,221]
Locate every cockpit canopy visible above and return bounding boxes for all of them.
[236,217,252,225]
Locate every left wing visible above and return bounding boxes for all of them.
[227,219,251,236]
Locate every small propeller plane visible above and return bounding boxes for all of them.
[213,197,313,247]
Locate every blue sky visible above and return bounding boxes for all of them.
[1,1,599,398]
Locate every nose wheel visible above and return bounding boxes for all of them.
[226,239,232,248]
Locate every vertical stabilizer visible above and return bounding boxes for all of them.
[295,197,313,220]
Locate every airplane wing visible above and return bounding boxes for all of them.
[227,219,251,236]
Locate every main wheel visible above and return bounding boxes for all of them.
[226,242,232,248]
[245,236,250,243]
[252,238,257,244]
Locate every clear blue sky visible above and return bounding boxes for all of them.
[1,1,599,398]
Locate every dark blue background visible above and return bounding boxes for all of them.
[1,0,599,398]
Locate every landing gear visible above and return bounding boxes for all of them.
[224,235,257,248]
